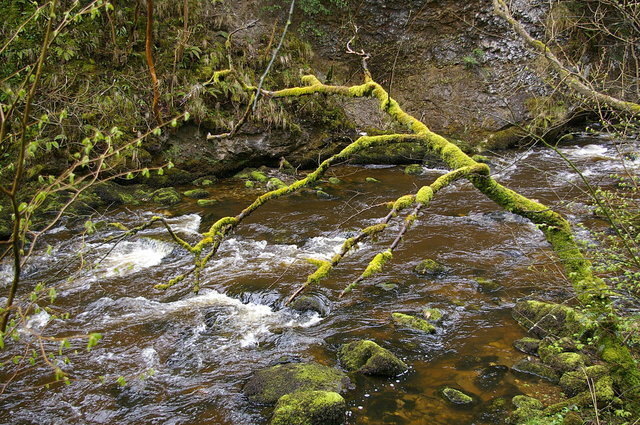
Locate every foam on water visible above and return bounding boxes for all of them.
[96,238,175,278]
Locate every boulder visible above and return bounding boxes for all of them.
[243,362,351,405]
[511,358,559,383]
[414,258,446,277]
[337,340,407,377]
[512,300,585,338]
[441,387,474,405]
[270,390,346,425]
[392,312,436,333]
[513,337,541,355]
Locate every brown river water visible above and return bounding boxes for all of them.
[0,134,637,424]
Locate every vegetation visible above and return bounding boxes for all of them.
[0,0,639,424]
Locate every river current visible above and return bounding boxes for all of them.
[0,135,637,424]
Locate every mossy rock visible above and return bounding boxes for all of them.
[513,337,541,355]
[512,300,585,339]
[328,177,341,185]
[484,125,527,150]
[404,164,423,175]
[365,177,380,183]
[375,282,398,291]
[266,177,287,191]
[193,176,217,187]
[477,397,509,423]
[152,188,182,205]
[250,170,269,183]
[511,358,559,383]
[145,168,195,187]
[245,180,255,188]
[476,277,501,293]
[243,362,351,405]
[545,375,615,414]
[544,352,585,373]
[183,189,209,199]
[559,365,608,397]
[392,312,436,333]
[414,258,446,277]
[197,199,218,207]
[422,307,443,323]
[440,387,474,405]
[270,390,346,425]
[538,336,578,363]
[509,396,543,425]
[471,154,490,164]
[337,340,407,377]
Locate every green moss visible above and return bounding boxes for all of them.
[513,337,541,355]
[328,177,341,185]
[250,170,269,183]
[392,194,415,211]
[471,154,490,163]
[152,188,182,205]
[267,178,287,190]
[511,358,559,383]
[361,250,393,279]
[183,189,209,199]
[271,391,346,425]
[512,395,544,410]
[197,199,218,207]
[559,365,608,397]
[441,387,474,405]
[404,164,423,175]
[414,258,446,277]
[316,190,331,199]
[415,186,434,205]
[512,300,587,339]
[245,180,255,188]
[476,277,501,292]
[422,307,443,323]
[338,340,407,376]
[392,312,436,333]
[243,363,350,405]
[365,177,380,183]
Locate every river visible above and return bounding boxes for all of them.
[0,134,637,424]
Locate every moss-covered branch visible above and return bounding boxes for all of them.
[493,0,640,116]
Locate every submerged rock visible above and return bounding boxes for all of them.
[243,362,351,405]
[270,390,346,425]
[474,365,509,390]
[441,387,474,405]
[337,340,407,377]
[512,300,585,338]
[422,307,443,323]
[511,358,559,383]
[289,295,329,316]
[392,312,436,333]
[328,177,341,185]
[476,277,501,292]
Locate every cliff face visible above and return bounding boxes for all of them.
[287,0,552,143]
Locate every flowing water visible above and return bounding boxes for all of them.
[0,135,637,424]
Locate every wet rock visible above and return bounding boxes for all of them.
[289,295,329,316]
[197,199,218,207]
[477,397,509,423]
[243,362,351,405]
[183,189,209,199]
[392,312,436,333]
[414,258,446,277]
[476,277,501,293]
[422,307,443,323]
[328,177,341,185]
[375,282,398,291]
[511,358,559,383]
[151,187,182,205]
[316,190,332,199]
[404,164,423,175]
[270,390,346,425]
[512,300,585,338]
[337,340,407,377]
[559,365,608,397]
[440,387,474,405]
[193,176,217,186]
[509,395,543,425]
[266,177,287,191]
[513,337,541,355]
[474,365,508,390]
